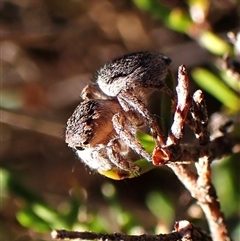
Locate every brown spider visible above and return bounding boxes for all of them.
[65,98,149,175]
[96,52,175,146]
[66,52,174,176]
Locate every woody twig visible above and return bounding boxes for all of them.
[52,220,212,241]
[50,65,237,241]
[154,65,232,241]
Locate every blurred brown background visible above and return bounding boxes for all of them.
[1,0,239,240]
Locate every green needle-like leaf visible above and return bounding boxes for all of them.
[192,68,240,111]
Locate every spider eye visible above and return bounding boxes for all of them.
[75,146,85,151]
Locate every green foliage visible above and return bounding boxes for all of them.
[192,68,239,112]
[198,31,232,56]
[1,168,145,234]
[212,154,240,217]
[134,0,239,115]
[146,191,175,230]
[1,168,81,232]
[134,0,192,33]
[134,0,233,56]
[136,132,155,153]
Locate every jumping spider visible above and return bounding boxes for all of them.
[66,98,147,178]
[66,52,174,177]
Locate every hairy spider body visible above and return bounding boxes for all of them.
[66,99,119,149]
[66,99,150,173]
[97,52,172,97]
[96,52,174,146]
[66,52,174,177]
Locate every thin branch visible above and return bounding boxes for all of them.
[166,134,238,164]
[159,68,232,241]
[51,220,212,241]
[51,230,181,241]
[194,92,230,241]
[187,90,210,146]
[167,163,231,241]
[153,65,191,164]
[167,64,191,145]
[151,64,233,241]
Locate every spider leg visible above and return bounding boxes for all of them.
[112,112,152,162]
[117,91,167,146]
[148,83,175,103]
[106,138,140,172]
[81,84,109,100]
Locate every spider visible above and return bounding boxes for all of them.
[66,52,174,177]
[95,52,175,145]
[65,98,149,177]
